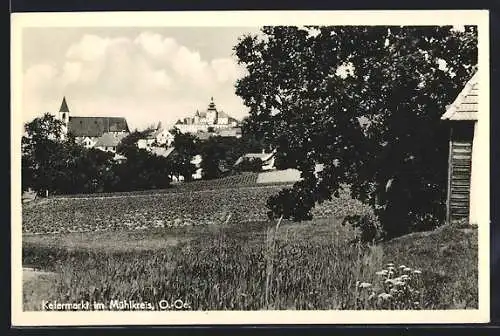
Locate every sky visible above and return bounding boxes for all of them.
[21,25,467,132]
[22,27,262,130]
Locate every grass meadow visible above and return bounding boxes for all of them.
[22,209,478,311]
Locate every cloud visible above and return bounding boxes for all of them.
[24,63,58,91]
[23,31,248,130]
[65,34,112,62]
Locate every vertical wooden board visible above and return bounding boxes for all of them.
[448,132,473,222]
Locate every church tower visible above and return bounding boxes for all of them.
[206,97,218,124]
[58,97,70,137]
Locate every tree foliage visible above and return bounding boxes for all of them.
[234,25,477,239]
[168,128,199,181]
[22,114,116,195]
[114,130,172,190]
[198,133,266,179]
[198,136,236,179]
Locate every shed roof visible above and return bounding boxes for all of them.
[441,71,479,121]
[234,150,277,166]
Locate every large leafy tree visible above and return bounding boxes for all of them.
[198,136,234,180]
[234,25,477,238]
[22,113,66,194]
[22,114,117,195]
[115,129,172,190]
[198,134,264,179]
[168,128,199,181]
[61,136,116,194]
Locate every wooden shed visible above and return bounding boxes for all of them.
[441,71,479,225]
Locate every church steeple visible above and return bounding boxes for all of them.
[58,97,70,139]
[208,97,217,110]
[59,96,70,113]
[206,97,218,124]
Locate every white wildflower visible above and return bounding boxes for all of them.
[376,270,388,276]
[359,282,372,288]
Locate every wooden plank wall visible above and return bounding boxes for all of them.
[449,140,473,222]
[447,122,475,223]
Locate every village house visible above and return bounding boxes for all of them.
[441,71,480,226]
[56,97,130,154]
[93,132,128,153]
[137,122,175,150]
[154,125,175,147]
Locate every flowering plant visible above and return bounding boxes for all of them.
[355,263,424,309]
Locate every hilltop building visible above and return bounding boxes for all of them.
[56,97,130,151]
[174,97,241,137]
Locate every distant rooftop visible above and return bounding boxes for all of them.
[68,116,130,138]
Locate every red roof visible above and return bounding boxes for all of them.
[441,71,479,121]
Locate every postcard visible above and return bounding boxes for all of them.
[11,9,490,326]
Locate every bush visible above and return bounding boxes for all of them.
[266,185,315,221]
[343,211,382,244]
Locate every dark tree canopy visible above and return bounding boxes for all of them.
[22,114,116,194]
[168,128,199,181]
[234,25,477,238]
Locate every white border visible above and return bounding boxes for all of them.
[11,10,490,326]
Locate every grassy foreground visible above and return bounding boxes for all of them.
[23,217,478,311]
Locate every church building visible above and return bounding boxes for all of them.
[56,97,130,151]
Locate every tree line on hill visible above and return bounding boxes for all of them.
[21,114,266,196]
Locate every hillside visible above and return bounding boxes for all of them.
[22,183,370,234]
